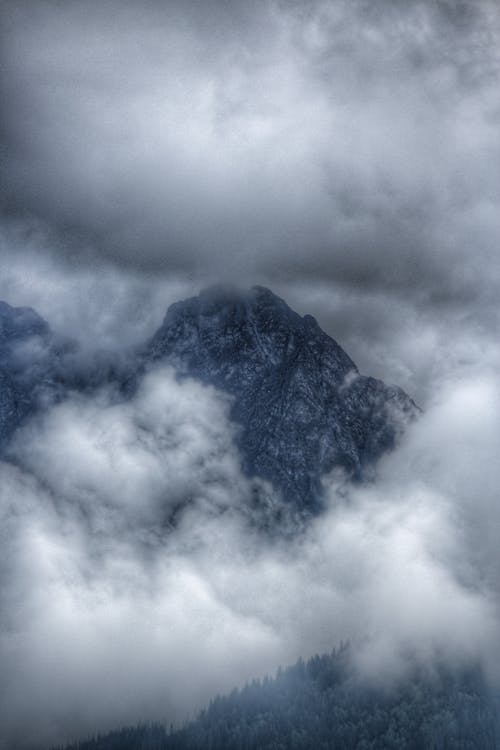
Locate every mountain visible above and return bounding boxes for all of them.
[0,287,417,511]
[0,301,53,447]
[146,286,417,510]
[54,646,499,750]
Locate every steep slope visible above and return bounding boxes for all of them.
[0,301,53,448]
[0,287,417,510]
[147,286,417,509]
[55,647,499,750]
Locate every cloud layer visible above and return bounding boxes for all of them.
[2,0,499,289]
[1,0,500,402]
[1,360,500,749]
[1,2,500,748]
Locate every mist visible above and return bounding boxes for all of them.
[2,0,500,403]
[1,0,499,403]
[1,0,500,747]
[0,349,499,748]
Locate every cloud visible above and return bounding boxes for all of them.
[0,220,201,354]
[0,2,500,747]
[1,0,499,291]
[10,366,247,528]
[1,358,500,748]
[0,368,260,748]
[1,0,499,403]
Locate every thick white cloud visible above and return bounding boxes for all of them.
[12,367,246,528]
[1,363,500,748]
[1,0,499,401]
[1,1,499,747]
[2,1,499,291]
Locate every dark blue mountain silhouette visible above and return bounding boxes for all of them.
[147,286,417,509]
[0,286,417,510]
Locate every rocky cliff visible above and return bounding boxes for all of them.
[147,286,417,509]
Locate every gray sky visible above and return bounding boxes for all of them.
[1,2,500,748]
[1,0,499,400]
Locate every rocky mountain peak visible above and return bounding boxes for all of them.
[147,286,417,510]
[0,301,49,348]
[0,287,417,513]
[149,285,356,386]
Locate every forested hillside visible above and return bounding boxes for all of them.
[56,646,499,750]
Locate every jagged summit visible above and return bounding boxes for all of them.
[0,287,416,511]
[149,285,356,381]
[148,285,416,509]
[0,301,49,348]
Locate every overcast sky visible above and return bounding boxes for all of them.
[1,2,500,748]
[1,0,499,400]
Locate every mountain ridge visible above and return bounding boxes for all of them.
[0,286,417,511]
[146,285,417,509]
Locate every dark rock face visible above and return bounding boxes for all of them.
[147,286,417,509]
[0,287,417,510]
[0,301,49,346]
[0,301,53,447]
